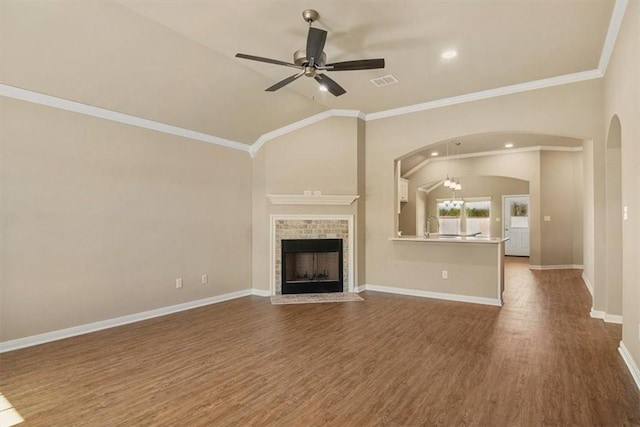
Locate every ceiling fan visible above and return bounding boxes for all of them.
[235,9,385,97]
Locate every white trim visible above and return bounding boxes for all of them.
[604,314,623,324]
[0,84,251,153]
[590,308,623,324]
[267,194,359,205]
[362,284,502,307]
[582,272,594,297]
[403,145,583,178]
[618,341,640,391]
[249,109,364,157]
[365,69,603,121]
[598,0,629,74]
[270,215,355,296]
[251,288,271,297]
[0,289,253,353]
[529,264,584,270]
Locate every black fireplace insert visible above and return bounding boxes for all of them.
[281,239,343,294]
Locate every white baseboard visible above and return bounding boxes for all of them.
[529,264,584,271]
[582,273,594,297]
[361,284,501,306]
[590,308,623,324]
[251,288,271,297]
[355,285,366,293]
[0,289,253,353]
[619,341,640,391]
[604,314,623,324]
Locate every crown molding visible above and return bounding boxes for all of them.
[403,145,583,178]
[366,69,603,122]
[248,108,364,157]
[598,0,629,74]
[0,84,252,153]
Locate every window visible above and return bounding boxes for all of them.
[437,202,462,234]
[465,199,491,235]
[437,197,491,236]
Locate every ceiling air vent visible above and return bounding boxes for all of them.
[371,75,398,87]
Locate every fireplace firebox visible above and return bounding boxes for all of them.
[281,239,343,294]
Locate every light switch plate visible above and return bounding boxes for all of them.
[544,216,551,222]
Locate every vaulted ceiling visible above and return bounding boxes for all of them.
[0,0,617,146]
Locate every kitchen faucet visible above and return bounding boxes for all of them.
[425,214,439,238]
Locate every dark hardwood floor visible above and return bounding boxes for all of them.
[1,257,639,426]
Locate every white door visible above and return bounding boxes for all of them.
[503,196,530,256]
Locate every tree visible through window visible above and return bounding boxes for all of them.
[465,200,491,235]
[436,198,491,236]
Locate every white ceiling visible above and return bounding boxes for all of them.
[0,0,616,145]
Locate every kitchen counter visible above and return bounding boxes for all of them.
[390,235,509,244]
[388,234,508,305]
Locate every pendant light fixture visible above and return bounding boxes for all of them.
[442,141,463,206]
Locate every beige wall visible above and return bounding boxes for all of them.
[0,98,253,341]
[603,1,640,368]
[365,79,602,294]
[251,117,365,291]
[540,150,584,266]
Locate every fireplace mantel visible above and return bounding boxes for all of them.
[267,194,359,206]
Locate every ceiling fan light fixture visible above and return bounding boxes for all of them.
[318,85,328,92]
[441,50,458,60]
[505,143,514,148]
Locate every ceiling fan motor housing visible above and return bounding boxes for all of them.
[294,49,326,68]
[302,9,319,23]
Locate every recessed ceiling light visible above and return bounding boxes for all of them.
[431,152,439,157]
[441,50,457,60]
[318,85,328,92]
[505,143,514,148]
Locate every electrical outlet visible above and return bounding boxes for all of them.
[176,278,183,289]
[202,274,208,284]
[442,270,448,280]
[544,216,551,222]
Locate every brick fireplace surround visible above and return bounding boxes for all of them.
[270,215,354,295]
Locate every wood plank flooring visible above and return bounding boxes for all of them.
[1,257,639,426]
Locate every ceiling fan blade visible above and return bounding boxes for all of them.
[306,27,327,65]
[265,71,305,92]
[324,58,385,71]
[314,74,346,97]
[236,53,302,69]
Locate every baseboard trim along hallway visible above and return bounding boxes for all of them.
[619,341,640,391]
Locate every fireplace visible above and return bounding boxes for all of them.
[281,239,343,294]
